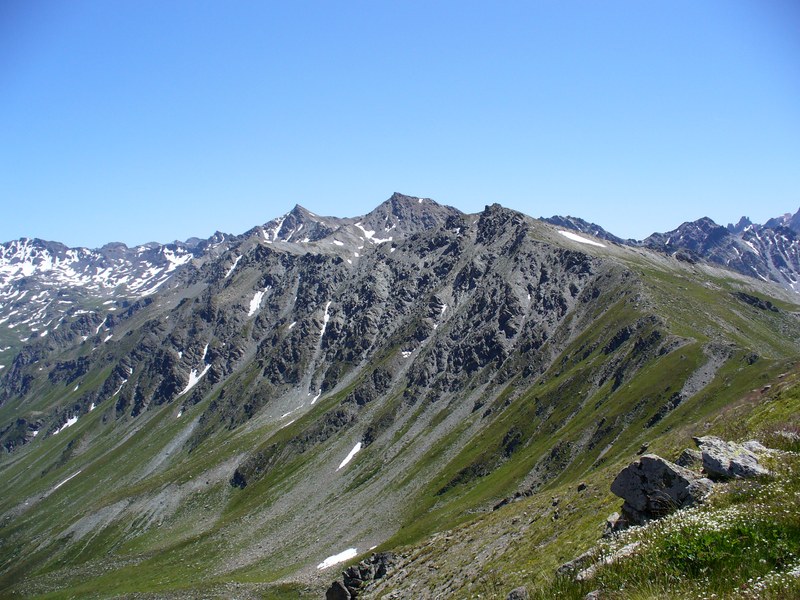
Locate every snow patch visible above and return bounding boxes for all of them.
[401,351,412,358]
[355,222,392,244]
[320,301,332,338]
[89,402,95,411]
[558,230,606,248]
[180,364,211,395]
[225,255,242,278]
[743,240,761,255]
[289,321,296,329]
[53,415,79,435]
[248,288,268,316]
[53,470,82,491]
[332,240,344,246]
[317,548,358,570]
[337,442,362,471]
[311,390,321,404]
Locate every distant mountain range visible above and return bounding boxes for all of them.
[1,202,797,350]
[545,207,800,293]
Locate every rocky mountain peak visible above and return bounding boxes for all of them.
[765,207,800,234]
[357,193,462,239]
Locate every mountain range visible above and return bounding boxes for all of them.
[1,193,799,599]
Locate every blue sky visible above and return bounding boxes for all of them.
[1,1,798,248]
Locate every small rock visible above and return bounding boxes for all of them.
[506,586,529,600]
[602,511,628,537]
[637,442,649,455]
[694,436,771,479]
[584,591,601,600]
[557,550,594,576]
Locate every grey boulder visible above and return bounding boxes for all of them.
[693,436,771,479]
[610,454,713,524]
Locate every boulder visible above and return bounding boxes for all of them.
[693,436,771,479]
[506,586,529,600]
[610,454,713,524]
[326,580,351,600]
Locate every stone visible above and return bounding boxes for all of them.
[557,549,594,577]
[694,436,771,479]
[326,580,351,600]
[506,586,529,600]
[675,448,703,470]
[584,591,601,600]
[602,511,628,537]
[610,454,713,524]
[742,440,771,454]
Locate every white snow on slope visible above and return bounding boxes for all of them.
[248,289,267,316]
[337,442,362,471]
[225,255,242,278]
[743,240,761,255]
[355,223,392,244]
[53,470,82,491]
[320,301,332,338]
[558,230,606,248]
[181,364,211,395]
[53,415,78,435]
[317,548,358,570]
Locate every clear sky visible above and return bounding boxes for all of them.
[1,1,798,248]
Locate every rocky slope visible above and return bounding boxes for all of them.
[1,194,799,598]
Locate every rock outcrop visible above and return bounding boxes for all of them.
[610,454,713,525]
[693,436,771,479]
[326,552,396,599]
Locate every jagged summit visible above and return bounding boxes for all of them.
[727,216,753,234]
[357,193,461,238]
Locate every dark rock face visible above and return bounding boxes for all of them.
[325,580,351,600]
[610,454,713,524]
[326,552,396,599]
[693,436,771,479]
